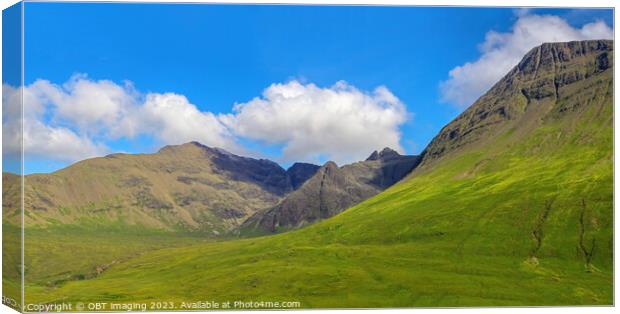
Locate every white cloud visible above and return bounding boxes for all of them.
[24,76,148,142]
[2,83,109,163]
[3,75,240,163]
[28,76,138,137]
[139,93,239,151]
[440,13,613,108]
[221,80,408,164]
[22,120,109,162]
[4,77,408,166]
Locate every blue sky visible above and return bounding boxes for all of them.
[3,3,614,174]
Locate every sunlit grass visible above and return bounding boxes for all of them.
[11,98,612,308]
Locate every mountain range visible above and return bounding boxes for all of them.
[3,141,419,236]
[3,40,613,307]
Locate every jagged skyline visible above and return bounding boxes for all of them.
[3,4,613,174]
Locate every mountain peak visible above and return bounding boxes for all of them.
[322,161,339,169]
[366,147,401,161]
[419,39,613,168]
[516,40,612,78]
[157,142,236,158]
[157,141,209,154]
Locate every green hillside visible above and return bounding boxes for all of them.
[4,142,307,234]
[18,40,613,308]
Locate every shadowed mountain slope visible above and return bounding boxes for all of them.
[286,162,321,190]
[241,148,421,234]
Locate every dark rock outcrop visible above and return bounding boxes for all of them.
[366,147,401,161]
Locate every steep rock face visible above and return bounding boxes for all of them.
[241,149,421,233]
[3,142,318,234]
[420,40,613,168]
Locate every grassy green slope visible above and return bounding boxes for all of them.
[2,225,204,300]
[24,48,612,307]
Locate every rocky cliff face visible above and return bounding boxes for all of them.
[420,40,613,168]
[241,148,421,233]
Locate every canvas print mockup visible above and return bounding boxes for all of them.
[1,2,614,312]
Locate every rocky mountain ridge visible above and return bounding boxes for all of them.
[4,141,419,235]
[240,148,421,233]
